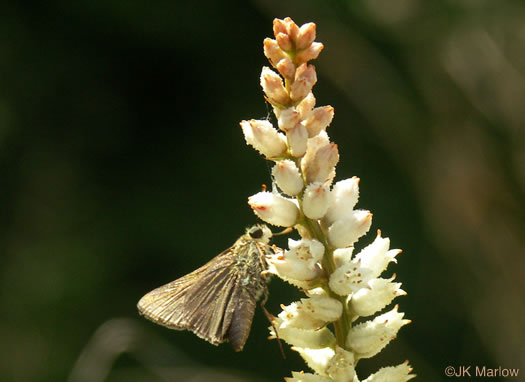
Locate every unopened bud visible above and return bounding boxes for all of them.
[260,66,290,105]
[272,160,304,196]
[291,64,317,101]
[296,23,317,50]
[302,182,330,219]
[305,106,334,137]
[323,177,360,226]
[278,108,301,131]
[240,119,287,159]
[287,124,309,157]
[296,42,324,65]
[276,57,296,79]
[276,32,293,52]
[263,38,286,65]
[327,210,372,248]
[248,191,299,227]
[303,141,339,184]
[296,92,316,119]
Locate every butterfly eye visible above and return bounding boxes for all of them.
[249,227,263,239]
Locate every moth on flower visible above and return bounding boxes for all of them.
[137,225,277,351]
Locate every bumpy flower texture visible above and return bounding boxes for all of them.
[241,18,415,382]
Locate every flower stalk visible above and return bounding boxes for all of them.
[241,17,415,382]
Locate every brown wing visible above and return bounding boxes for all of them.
[137,248,240,345]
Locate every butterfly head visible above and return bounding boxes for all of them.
[247,224,273,244]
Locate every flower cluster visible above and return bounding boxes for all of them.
[241,18,415,381]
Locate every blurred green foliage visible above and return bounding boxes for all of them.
[1,1,524,381]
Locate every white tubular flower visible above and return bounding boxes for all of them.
[333,247,354,268]
[304,106,334,137]
[303,182,330,219]
[323,177,360,226]
[240,119,287,159]
[273,160,304,196]
[327,210,372,249]
[353,232,401,279]
[292,347,335,375]
[248,191,299,227]
[287,124,309,157]
[260,66,290,105]
[286,371,332,382]
[329,259,373,296]
[346,306,411,359]
[278,295,342,330]
[271,320,336,349]
[350,277,406,317]
[266,238,324,281]
[362,361,416,382]
[291,64,317,101]
[326,346,356,382]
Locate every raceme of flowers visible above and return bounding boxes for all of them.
[240,17,415,382]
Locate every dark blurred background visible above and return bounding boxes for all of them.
[1,0,524,381]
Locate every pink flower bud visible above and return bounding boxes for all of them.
[296,92,316,119]
[301,133,339,184]
[290,64,317,101]
[278,108,301,131]
[296,42,324,64]
[272,160,304,196]
[248,191,299,227]
[260,67,290,106]
[276,32,292,51]
[327,210,372,248]
[276,57,296,79]
[305,106,334,137]
[263,38,286,65]
[240,119,287,159]
[296,22,317,50]
[273,18,288,37]
[302,182,330,219]
[287,124,308,157]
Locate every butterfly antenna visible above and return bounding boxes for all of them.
[273,227,293,236]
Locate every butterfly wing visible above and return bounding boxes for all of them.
[137,248,241,346]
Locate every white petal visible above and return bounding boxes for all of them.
[292,347,335,376]
[326,346,356,382]
[286,371,332,382]
[362,361,416,382]
[350,277,406,317]
[346,306,410,359]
